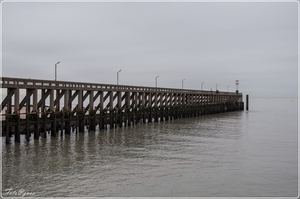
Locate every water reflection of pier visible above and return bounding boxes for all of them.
[1,77,244,144]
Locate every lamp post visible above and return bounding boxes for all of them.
[117,69,122,85]
[155,76,159,88]
[182,79,185,89]
[216,83,218,91]
[55,61,60,81]
[227,85,230,92]
[201,81,204,90]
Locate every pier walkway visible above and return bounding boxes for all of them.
[1,77,244,144]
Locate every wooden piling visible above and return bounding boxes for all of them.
[65,111,71,134]
[5,114,10,144]
[26,113,30,141]
[34,112,39,140]
[91,111,96,131]
[246,95,249,111]
[78,112,85,133]
[15,112,20,143]
[60,112,64,137]
[43,112,47,138]
[51,112,57,137]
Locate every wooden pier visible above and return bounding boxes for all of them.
[1,77,244,144]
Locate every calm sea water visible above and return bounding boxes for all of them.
[2,97,298,197]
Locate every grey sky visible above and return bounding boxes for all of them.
[2,1,298,98]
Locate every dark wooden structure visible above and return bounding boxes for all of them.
[1,77,244,144]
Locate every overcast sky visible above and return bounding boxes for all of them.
[2,1,298,98]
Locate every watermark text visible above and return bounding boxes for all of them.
[2,189,35,197]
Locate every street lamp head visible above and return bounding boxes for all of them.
[118,69,122,73]
[56,61,60,65]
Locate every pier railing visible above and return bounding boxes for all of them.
[2,77,237,94]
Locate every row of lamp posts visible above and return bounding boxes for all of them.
[55,63,234,92]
